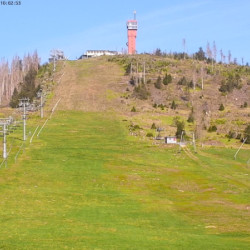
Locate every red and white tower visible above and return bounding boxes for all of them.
[127,11,138,55]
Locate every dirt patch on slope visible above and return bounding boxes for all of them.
[52,58,126,112]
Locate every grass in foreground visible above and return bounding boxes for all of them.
[0,111,249,249]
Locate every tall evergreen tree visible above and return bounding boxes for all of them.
[244,124,250,144]
[194,47,206,61]
[9,87,19,108]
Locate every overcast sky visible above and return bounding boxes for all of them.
[0,0,249,64]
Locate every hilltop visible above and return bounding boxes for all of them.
[49,55,250,146]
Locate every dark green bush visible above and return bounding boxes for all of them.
[177,77,188,85]
[163,73,172,85]
[243,124,250,144]
[219,103,225,111]
[129,124,141,131]
[227,131,236,139]
[208,125,217,132]
[133,83,149,100]
[171,100,177,110]
[187,112,194,123]
[175,120,185,138]
[154,76,162,89]
[219,73,241,93]
[131,106,136,112]
[151,123,157,129]
[146,132,154,137]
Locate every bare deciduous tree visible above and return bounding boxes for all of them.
[213,41,217,62]
[220,49,224,63]
[0,51,40,105]
[206,42,212,60]
[182,38,186,59]
[212,41,217,72]
[228,50,232,64]
[201,63,204,90]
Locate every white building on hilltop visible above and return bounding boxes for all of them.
[79,50,120,59]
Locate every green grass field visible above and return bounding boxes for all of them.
[0,110,249,249]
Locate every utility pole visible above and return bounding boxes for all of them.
[193,72,196,90]
[181,130,184,144]
[37,89,44,118]
[247,158,250,166]
[53,56,55,72]
[3,123,7,159]
[193,132,197,153]
[40,93,44,118]
[19,98,30,141]
[178,130,184,153]
[143,61,146,84]
[53,50,56,72]
[136,62,138,84]
[201,64,204,90]
[0,117,13,159]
